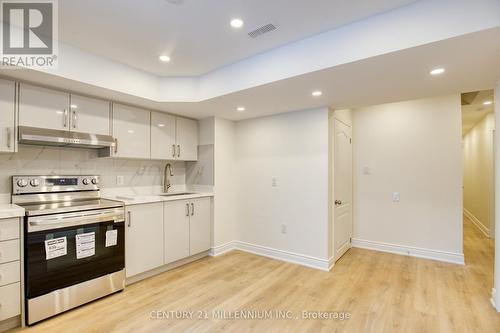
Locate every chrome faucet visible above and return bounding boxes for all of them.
[164,163,174,193]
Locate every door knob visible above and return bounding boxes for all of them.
[335,200,342,206]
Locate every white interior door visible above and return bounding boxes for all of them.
[334,117,353,261]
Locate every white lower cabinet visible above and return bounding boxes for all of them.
[0,217,21,323]
[164,197,211,265]
[188,197,211,255]
[164,200,190,264]
[0,282,21,321]
[125,197,211,278]
[125,203,164,278]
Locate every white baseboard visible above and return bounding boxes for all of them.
[464,208,491,237]
[492,288,499,312]
[209,241,236,257]
[328,256,335,270]
[352,238,465,265]
[210,241,331,271]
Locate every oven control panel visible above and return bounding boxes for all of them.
[12,175,100,194]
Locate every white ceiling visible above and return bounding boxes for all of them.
[461,90,494,135]
[158,27,500,120]
[6,27,500,121]
[59,0,417,76]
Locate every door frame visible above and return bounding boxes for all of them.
[494,82,500,311]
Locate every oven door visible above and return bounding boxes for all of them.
[25,207,125,299]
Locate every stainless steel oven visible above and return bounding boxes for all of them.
[12,175,125,325]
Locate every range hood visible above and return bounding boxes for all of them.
[18,126,115,149]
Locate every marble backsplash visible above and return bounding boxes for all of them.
[0,145,188,203]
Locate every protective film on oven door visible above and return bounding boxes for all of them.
[25,220,125,299]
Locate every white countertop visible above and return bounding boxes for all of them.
[103,192,214,206]
[0,204,25,219]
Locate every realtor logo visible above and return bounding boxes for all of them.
[1,0,58,68]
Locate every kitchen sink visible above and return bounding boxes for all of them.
[160,192,197,197]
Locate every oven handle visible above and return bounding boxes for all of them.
[27,207,125,233]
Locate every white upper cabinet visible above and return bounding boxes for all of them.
[151,111,176,160]
[176,117,198,161]
[112,104,151,159]
[19,84,70,131]
[0,79,15,153]
[69,94,110,135]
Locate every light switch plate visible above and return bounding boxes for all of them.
[392,192,400,202]
[116,175,124,186]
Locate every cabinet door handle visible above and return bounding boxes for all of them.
[114,138,118,154]
[6,127,11,149]
[127,211,131,227]
[177,145,181,158]
[191,203,194,216]
[172,144,176,158]
[63,109,68,127]
[186,203,190,217]
[72,109,77,129]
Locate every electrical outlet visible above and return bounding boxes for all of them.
[281,223,287,234]
[116,175,124,186]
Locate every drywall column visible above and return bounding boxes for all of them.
[494,81,500,312]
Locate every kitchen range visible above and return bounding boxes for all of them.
[11,175,125,325]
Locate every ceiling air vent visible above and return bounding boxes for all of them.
[248,23,277,38]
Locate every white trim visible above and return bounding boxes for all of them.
[209,241,236,257]
[328,256,335,270]
[234,241,331,271]
[210,241,330,271]
[492,288,499,312]
[352,238,465,265]
[464,208,491,237]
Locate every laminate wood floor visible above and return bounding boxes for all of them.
[12,216,500,333]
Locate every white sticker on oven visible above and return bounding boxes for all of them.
[105,229,118,247]
[76,232,95,259]
[45,237,67,260]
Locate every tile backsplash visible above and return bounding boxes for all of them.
[0,145,187,203]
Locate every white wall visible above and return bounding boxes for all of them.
[235,108,330,260]
[463,113,495,236]
[212,118,237,248]
[352,95,463,260]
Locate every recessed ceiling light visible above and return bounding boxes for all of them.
[236,107,246,112]
[483,100,493,105]
[158,123,165,127]
[159,55,171,62]
[70,104,78,109]
[312,91,323,97]
[430,68,445,75]
[230,18,244,28]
